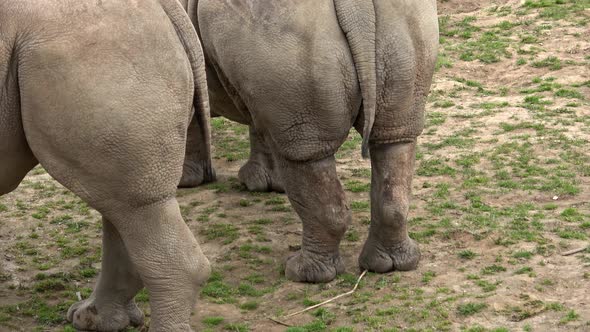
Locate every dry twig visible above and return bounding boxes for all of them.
[561,246,588,256]
[269,270,368,326]
[268,317,292,327]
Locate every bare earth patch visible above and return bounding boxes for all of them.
[1,0,589,331]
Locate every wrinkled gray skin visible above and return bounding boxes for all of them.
[182,0,439,282]
[1,0,213,331]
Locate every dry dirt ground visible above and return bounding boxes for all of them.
[1,0,590,331]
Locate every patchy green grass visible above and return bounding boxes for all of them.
[531,56,563,70]
[457,302,488,316]
[1,1,589,332]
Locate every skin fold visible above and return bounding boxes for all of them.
[183,0,439,282]
[0,0,212,330]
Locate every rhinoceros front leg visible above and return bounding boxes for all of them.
[238,126,285,192]
[278,154,349,282]
[359,141,421,273]
[67,218,144,331]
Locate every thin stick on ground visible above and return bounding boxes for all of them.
[268,317,292,327]
[270,270,368,324]
[562,246,588,256]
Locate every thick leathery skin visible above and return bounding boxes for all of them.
[1,0,211,330]
[185,0,438,282]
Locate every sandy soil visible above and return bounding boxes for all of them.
[1,0,589,331]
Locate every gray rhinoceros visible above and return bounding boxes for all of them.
[180,0,440,283]
[1,0,212,330]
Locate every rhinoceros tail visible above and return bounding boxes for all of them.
[334,0,377,159]
[160,0,214,182]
